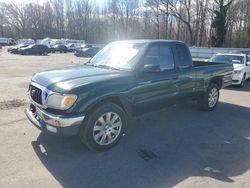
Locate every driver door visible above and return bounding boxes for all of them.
[134,43,179,114]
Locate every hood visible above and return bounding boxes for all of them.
[233,64,244,70]
[31,65,124,92]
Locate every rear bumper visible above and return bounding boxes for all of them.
[25,106,85,136]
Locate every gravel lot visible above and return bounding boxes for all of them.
[0,47,250,188]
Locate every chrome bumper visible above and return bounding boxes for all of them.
[25,106,85,129]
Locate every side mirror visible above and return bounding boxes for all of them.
[144,64,161,73]
[247,62,250,66]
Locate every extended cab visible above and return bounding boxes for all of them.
[210,53,250,87]
[25,40,233,150]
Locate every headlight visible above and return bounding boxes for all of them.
[46,94,77,110]
[234,69,244,74]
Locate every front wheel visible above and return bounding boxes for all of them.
[240,74,246,88]
[198,83,220,111]
[79,102,127,151]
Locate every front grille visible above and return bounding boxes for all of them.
[29,85,42,105]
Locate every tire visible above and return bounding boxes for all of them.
[43,52,48,55]
[25,51,29,55]
[79,102,127,151]
[198,83,220,111]
[240,74,246,88]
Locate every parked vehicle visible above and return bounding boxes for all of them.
[25,40,233,151]
[0,38,15,46]
[66,43,81,52]
[74,47,100,57]
[19,44,49,55]
[80,44,92,49]
[49,44,68,53]
[7,44,29,54]
[210,53,250,87]
[17,39,34,45]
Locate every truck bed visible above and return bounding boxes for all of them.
[193,60,225,67]
[192,60,233,90]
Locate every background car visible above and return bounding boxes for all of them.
[49,44,68,53]
[8,44,29,54]
[210,53,250,87]
[0,38,16,46]
[74,47,99,57]
[19,44,49,55]
[66,43,81,52]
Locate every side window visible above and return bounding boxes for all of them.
[159,46,175,70]
[144,46,159,66]
[144,45,175,71]
[175,44,192,68]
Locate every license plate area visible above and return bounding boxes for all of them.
[30,104,42,127]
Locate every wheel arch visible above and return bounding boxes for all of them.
[209,77,223,89]
[84,96,133,118]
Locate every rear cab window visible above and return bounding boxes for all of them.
[144,43,175,71]
[174,43,193,69]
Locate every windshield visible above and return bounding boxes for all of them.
[210,55,244,64]
[16,44,25,48]
[89,41,146,70]
[82,48,90,51]
[22,44,34,48]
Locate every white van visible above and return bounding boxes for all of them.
[0,38,15,45]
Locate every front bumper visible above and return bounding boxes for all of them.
[25,105,85,136]
[232,73,243,85]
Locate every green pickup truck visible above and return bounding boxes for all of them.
[25,40,233,150]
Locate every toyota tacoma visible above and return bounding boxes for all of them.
[25,40,233,150]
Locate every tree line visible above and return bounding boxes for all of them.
[0,0,249,47]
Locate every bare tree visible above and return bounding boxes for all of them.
[0,0,248,47]
[211,0,234,47]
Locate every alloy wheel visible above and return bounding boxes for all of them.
[92,112,122,145]
[208,87,219,108]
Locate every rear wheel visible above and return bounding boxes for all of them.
[79,102,126,151]
[198,83,219,111]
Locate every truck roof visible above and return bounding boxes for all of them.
[114,39,185,44]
